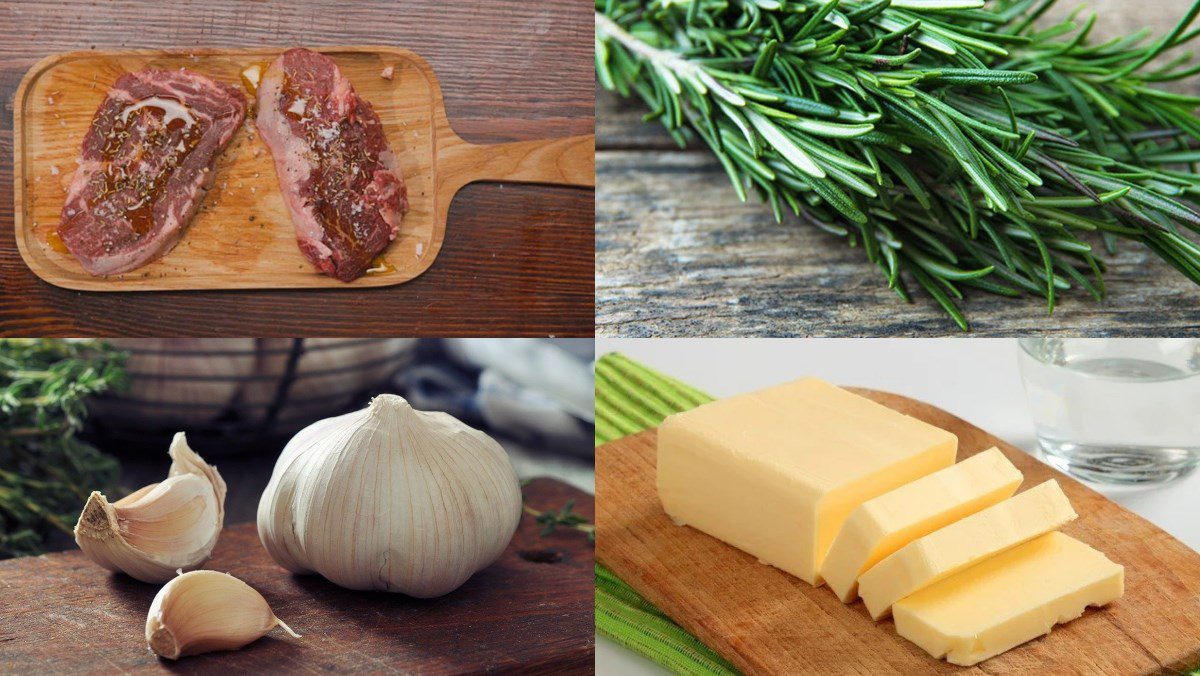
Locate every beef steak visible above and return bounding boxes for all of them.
[58,69,246,276]
[256,48,408,282]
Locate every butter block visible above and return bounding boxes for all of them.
[821,447,1022,603]
[858,479,1076,619]
[894,532,1124,666]
[657,377,957,585]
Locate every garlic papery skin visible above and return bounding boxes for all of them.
[257,394,523,598]
[146,570,299,659]
[74,433,227,583]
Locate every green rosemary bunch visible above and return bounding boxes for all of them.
[0,339,127,558]
[596,0,1200,329]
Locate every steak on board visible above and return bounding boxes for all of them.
[256,47,408,282]
[58,69,246,276]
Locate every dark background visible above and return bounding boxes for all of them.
[0,0,595,337]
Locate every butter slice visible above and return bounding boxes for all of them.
[821,448,1022,602]
[858,479,1076,619]
[657,377,957,585]
[894,532,1124,666]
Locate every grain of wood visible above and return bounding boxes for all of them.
[0,477,595,674]
[0,0,594,335]
[596,147,1200,336]
[595,3,1200,336]
[595,389,1200,674]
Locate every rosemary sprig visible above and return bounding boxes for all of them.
[596,0,1200,330]
[0,339,127,558]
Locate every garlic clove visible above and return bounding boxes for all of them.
[146,570,299,659]
[76,475,215,582]
[74,433,226,583]
[166,431,227,523]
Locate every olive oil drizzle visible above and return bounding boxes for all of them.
[87,99,204,237]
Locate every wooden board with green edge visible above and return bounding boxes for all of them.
[593,353,1200,675]
[0,477,594,674]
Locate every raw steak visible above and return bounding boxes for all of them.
[58,69,246,276]
[256,48,408,282]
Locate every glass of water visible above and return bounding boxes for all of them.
[1017,338,1200,485]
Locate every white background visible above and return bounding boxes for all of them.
[593,338,1200,675]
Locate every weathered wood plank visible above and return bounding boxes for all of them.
[596,86,682,151]
[596,151,1200,336]
[595,2,1200,335]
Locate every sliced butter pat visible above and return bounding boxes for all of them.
[657,377,957,585]
[822,447,1022,603]
[858,479,1077,619]
[894,531,1123,666]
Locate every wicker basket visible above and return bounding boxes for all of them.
[86,338,417,456]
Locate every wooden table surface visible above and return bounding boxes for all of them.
[595,4,1200,337]
[0,0,594,337]
[0,477,595,674]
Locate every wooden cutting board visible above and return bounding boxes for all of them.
[12,46,594,291]
[0,477,594,674]
[596,388,1200,674]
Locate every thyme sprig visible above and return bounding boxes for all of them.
[0,339,127,558]
[525,499,596,541]
[596,0,1200,329]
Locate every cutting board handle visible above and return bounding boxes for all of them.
[441,134,595,190]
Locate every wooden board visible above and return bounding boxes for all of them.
[595,0,1200,337]
[0,0,594,337]
[595,389,1200,674]
[13,46,592,292]
[0,477,594,674]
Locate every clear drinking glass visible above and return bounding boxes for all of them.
[1017,338,1200,485]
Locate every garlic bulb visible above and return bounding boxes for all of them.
[74,433,226,583]
[146,570,299,659]
[257,394,522,598]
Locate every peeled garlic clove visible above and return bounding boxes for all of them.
[74,433,226,583]
[146,570,299,659]
[257,394,523,598]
